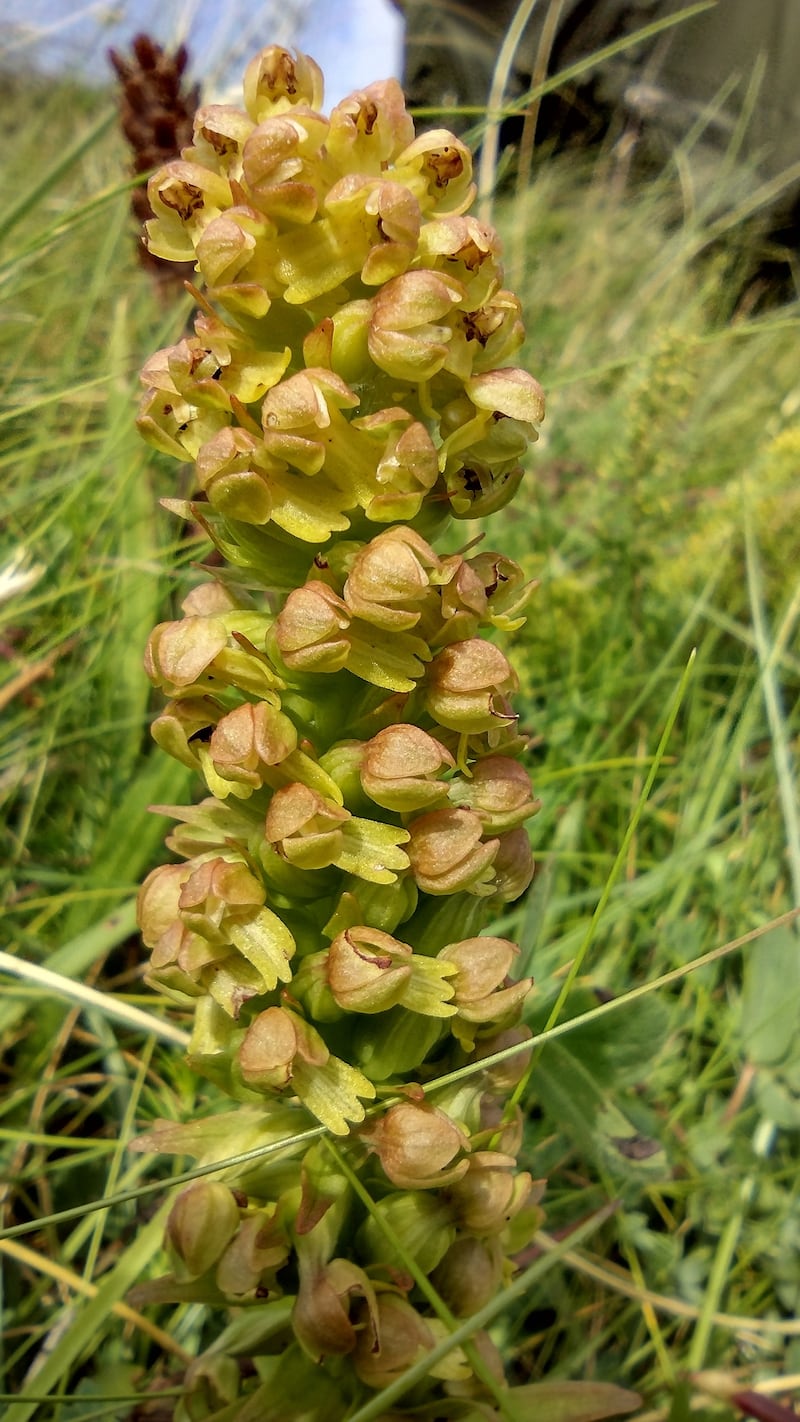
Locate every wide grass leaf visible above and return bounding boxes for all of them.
[534,1038,667,1181]
[740,924,800,1067]
[504,1381,641,1422]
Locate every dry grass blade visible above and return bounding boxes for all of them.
[0,1237,191,1363]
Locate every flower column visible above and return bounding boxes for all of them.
[134,45,546,1420]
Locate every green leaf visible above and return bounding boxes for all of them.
[740,925,800,1067]
[64,1361,146,1422]
[754,1069,800,1129]
[534,1039,666,1179]
[531,986,670,1089]
[503,1381,641,1422]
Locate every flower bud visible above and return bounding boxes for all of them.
[431,1235,503,1315]
[145,616,227,695]
[329,175,420,286]
[196,222,275,320]
[215,1208,290,1297]
[294,1258,378,1361]
[406,806,498,896]
[474,1024,533,1092]
[147,853,296,1012]
[181,581,240,617]
[439,935,530,1026]
[327,926,412,1014]
[140,912,208,1006]
[145,611,280,700]
[138,862,193,952]
[194,426,274,525]
[480,1100,525,1157]
[425,638,518,734]
[261,370,338,471]
[268,369,363,478]
[357,1191,455,1275]
[353,1295,435,1389]
[448,1151,534,1235]
[361,1101,469,1189]
[166,1181,241,1279]
[239,1005,326,1092]
[241,114,325,226]
[466,367,546,426]
[197,426,349,543]
[265,782,411,883]
[360,725,454,812]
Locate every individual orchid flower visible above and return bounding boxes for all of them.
[325,925,457,1017]
[360,1101,470,1190]
[326,78,414,173]
[392,130,476,216]
[242,47,325,122]
[145,160,232,262]
[238,1005,376,1134]
[406,806,500,897]
[360,725,455,812]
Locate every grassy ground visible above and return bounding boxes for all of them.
[1,52,799,1422]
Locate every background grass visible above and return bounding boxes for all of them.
[1,35,799,1422]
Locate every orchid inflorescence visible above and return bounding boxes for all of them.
[134,43,546,1420]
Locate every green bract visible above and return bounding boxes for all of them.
[136,43,545,1420]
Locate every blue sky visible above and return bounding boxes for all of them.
[1,0,404,108]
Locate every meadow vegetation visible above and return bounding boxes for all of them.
[1,48,799,1422]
